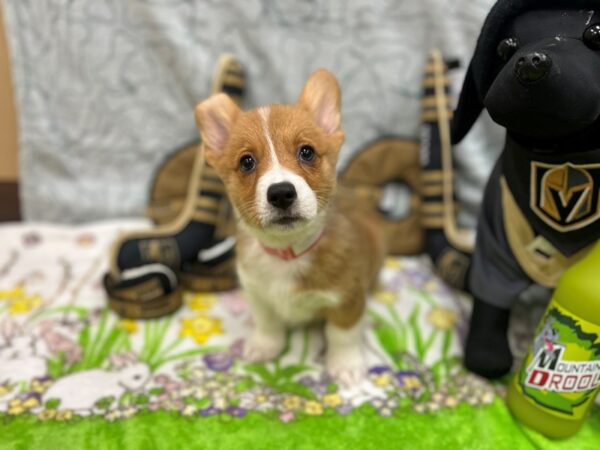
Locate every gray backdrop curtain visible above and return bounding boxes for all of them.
[2,0,500,224]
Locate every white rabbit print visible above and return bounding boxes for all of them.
[41,353,150,413]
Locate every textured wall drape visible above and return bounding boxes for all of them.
[2,0,499,223]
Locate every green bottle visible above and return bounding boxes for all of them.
[507,241,600,439]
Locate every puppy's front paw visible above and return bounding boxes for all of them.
[244,332,285,363]
[326,349,365,387]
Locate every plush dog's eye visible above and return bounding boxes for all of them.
[239,155,256,173]
[583,24,600,50]
[298,145,316,163]
[497,37,519,62]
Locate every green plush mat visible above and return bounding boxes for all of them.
[2,402,599,450]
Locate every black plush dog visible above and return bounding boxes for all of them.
[452,0,600,378]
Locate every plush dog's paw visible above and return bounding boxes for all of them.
[326,349,365,387]
[465,329,513,379]
[464,301,513,379]
[243,332,285,363]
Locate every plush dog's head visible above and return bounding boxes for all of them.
[195,69,345,239]
[452,0,600,146]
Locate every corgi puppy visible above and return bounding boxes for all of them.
[195,69,385,384]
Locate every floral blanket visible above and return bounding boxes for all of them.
[0,221,598,450]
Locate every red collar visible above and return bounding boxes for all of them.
[261,230,324,261]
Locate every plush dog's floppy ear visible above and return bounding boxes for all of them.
[298,69,343,137]
[451,64,484,145]
[195,93,241,166]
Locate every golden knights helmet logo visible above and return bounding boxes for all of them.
[530,162,600,232]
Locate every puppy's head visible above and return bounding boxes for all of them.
[195,69,345,236]
[452,1,600,144]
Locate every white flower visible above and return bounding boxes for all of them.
[180,387,195,397]
[121,407,138,418]
[182,405,198,416]
[414,404,427,413]
[212,395,228,410]
[340,382,384,407]
[204,380,222,392]
[239,388,277,411]
[193,387,208,399]
[105,410,122,421]
[190,367,210,382]
[481,391,495,404]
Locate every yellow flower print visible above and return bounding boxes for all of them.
[255,393,269,405]
[303,400,323,416]
[373,290,397,305]
[21,396,40,409]
[322,393,342,408]
[445,396,459,408]
[424,279,441,292]
[180,315,223,344]
[187,292,217,312]
[56,410,74,421]
[427,307,457,331]
[9,293,42,315]
[384,258,402,269]
[38,409,57,421]
[281,395,303,411]
[0,383,15,397]
[31,378,53,394]
[1,285,43,315]
[8,395,39,415]
[8,405,25,415]
[372,372,393,388]
[117,319,138,334]
[402,375,423,391]
[0,286,25,300]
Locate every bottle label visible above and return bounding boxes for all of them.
[515,302,600,420]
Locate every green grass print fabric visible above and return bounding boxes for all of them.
[0,221,598,449]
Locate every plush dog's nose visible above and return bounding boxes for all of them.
[515,52,552,84]
[267,182,297,210]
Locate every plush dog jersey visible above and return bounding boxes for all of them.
[503,136,600,255]
[469,137,600,308]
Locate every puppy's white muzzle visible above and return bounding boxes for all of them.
[256,166,318,226]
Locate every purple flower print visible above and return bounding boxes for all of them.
[200,406,221,416]
[336,404,353,416]
[368,365,392,375]
[226,406,247,418]
[203,352,233,372]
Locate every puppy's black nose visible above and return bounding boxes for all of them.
[515,52,552,84]
[267,182,297,210]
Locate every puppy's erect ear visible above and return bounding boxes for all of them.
[195,93,241,166]
[451,64,484,145]
[298,69,343,136]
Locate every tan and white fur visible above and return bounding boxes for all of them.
[195,69,385,385]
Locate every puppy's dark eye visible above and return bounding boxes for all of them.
[239,155,256,173]
[497,37,519,62]
[583,24,600,50]
[298,145,316,163]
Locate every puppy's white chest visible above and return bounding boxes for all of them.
[237,242,340,325]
